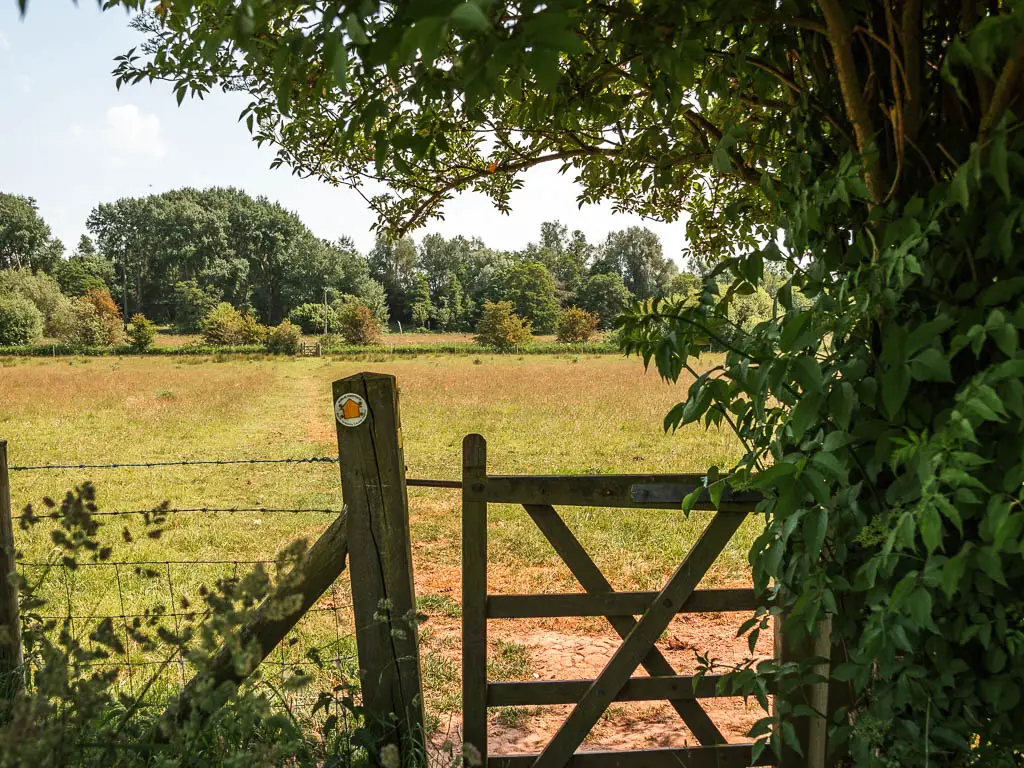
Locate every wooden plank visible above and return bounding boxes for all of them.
[471,475,760,511]
[462,434,488,761]
[533,512,747,768]
[489,744,775,768]
[487,589,758,619]
[406,478,462,489]
[488,675,728,706]
[333,373,424,756]
[160,510,349,729]
[0,441,23,718]
[524,504,725,746]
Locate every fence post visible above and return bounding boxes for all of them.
[0,441,24,715]
[333,373,424,756]
[775,612,831,768]
[462,434,488,761]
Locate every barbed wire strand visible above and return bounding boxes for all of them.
[8,456,338,471]
[12,506,344,520]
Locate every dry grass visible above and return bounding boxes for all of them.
[1,353,758,721]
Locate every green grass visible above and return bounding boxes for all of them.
[0,353,757,726]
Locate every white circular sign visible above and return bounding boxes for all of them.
[335,393,368,427]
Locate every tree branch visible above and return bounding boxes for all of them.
[900,0,924,141]
[978,28,1024,146]
[818,0,886,204]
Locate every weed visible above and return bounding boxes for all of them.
[488,641,532,681]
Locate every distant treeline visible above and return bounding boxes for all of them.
[1,187,789,338]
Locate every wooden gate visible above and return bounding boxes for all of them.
[461,434,771,768]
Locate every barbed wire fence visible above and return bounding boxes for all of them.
[2,452,385,728]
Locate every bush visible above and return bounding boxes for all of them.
[82,288,125,345]
[0,293,43,345]
[266,319,302,354]
[173,280,221,333]
[475,300,533,350]
[555,307,600,343]
[288,302,334,334]
[0,268,72,337]
[335,302,382,345]
[202,302,267,346]
[127,313,156,352]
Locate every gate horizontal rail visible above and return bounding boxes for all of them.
[464,473,761,511]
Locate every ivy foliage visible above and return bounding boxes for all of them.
[43,0,1024,763]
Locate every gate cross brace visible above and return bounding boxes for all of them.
[523,504,727,747]
[524,506,746,768]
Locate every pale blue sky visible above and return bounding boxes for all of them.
[0,3,688,259]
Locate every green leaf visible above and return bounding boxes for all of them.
[940,550,969,598]
[346,13,370,45]
[332,47,348,90]
[990,132,1010,201]
[712,147,732,174]
[909,348,952,382]
[919,505,943,553]
[949,165,969,210]
[450,2,489,32]
[881,364,911,419]
[681,486,704,513]
[804,507,827,561]
[789,392,823,440]
[822,431,852,452]
[829,382,855,430]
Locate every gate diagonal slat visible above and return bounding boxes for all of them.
[523,504,726,747]
[532,511,747,768]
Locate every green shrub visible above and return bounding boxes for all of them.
[127,313,156,352]
[173,279,221,333]
[335,302,382,345]
[555,307,600,343]
[201,302,267,346]
[0,293,43,345]
[475,300,532,350]
[0,268,72,337]
[288,302,335,334]
[238,312,268,344]
[266,319,302,354]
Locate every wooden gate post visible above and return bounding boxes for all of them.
[333,373,424,755]
[0,441,24,714]
[775,612,831,768]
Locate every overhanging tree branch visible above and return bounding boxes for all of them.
[818,0,886,203]
[978,28,1024,146]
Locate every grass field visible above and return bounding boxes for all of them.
[0,352,758,735]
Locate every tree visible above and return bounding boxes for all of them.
[103,1,1024,763]
[666,272,702,302]
[408,273,434,330]
[591,228,677,300]
[87,187,353,324]
[54,236,115,296]
[577,273,633,330]
[367,234,417,323]
[523,221,590,300]
[0,193,63,272]
[491,261,560,333]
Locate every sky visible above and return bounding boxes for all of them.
[0,4,690,260]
